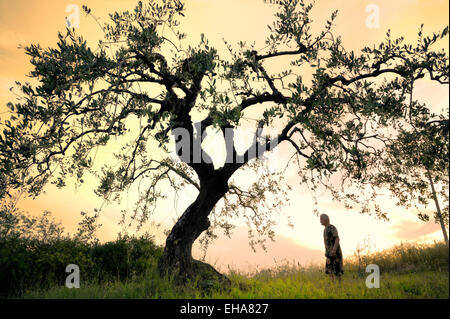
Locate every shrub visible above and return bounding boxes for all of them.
[0,208,163,298]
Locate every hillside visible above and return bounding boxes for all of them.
[21,241,449,299]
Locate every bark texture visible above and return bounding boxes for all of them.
[157,176,230,286]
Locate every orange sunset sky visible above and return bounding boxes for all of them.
[0,0,449,273]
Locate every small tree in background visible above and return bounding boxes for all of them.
[372,110,449,245]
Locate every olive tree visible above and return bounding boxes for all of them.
[0,0,448,281]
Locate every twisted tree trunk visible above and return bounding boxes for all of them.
[157,176,230,285]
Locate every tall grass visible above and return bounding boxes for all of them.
[346,241,449,274]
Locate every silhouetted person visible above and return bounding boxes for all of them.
[320,214,343,279]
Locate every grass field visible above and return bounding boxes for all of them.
[23,241,449,299]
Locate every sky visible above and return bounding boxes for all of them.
[0,0,449,273]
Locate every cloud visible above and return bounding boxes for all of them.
[392,219,441,240]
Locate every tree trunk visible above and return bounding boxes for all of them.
[426,169,449,246]
[157,176,230,285]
